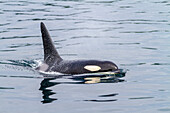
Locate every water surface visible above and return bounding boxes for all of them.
[0,0,170,113]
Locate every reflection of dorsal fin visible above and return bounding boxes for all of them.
[40,22,62,64]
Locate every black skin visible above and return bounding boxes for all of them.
[37,22,118,75]
[48,60,118,75]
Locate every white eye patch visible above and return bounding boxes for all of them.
[84,65,101,72]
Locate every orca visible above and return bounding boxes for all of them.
[36,22,119,75]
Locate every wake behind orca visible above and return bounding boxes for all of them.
[36,22,125,76]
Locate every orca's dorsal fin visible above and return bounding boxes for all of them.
[40,22,62,64]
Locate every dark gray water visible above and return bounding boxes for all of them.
[0,0,170,113]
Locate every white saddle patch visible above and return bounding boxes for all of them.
[84,65,101,72]
[39,63,49,71]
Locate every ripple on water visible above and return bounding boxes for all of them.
[120,63,146,66]
[85,0,121,4]
[7,28,26,30]
[44,11,90,17]
[84,99,117,102]
[151,63,170,65]
[0,36,39,40]
[129,97,154,100]
[0,23,10,26]
[8,43,40,49]
[0,87,14,89]
[15,13,35,15]
[0,49,16,52]
[0,60,37,68]
[158,108,170,112]
[99,93,118,97]
[141,47,158,50]
[107,42,140,45]
[120,30,160,34]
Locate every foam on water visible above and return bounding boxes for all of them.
[39,70,64,76]
[33,59,65,76]
[32,59,43,68]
